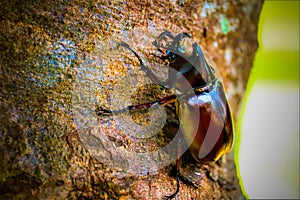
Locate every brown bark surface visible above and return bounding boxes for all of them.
[0,0,263,199]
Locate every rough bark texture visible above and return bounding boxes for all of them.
[0,0,263,199]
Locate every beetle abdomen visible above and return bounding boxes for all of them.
[180,81,234,163]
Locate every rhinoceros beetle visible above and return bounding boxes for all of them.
[96,31,234,199]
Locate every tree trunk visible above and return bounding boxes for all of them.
[0,0,263,199]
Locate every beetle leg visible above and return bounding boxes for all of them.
[165,127,182,199]
[119,42,166,88]
[96,94,177,116]
[96,93,183,199]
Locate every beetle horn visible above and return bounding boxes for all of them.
[192,43,216,83]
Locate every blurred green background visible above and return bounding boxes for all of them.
[236,1,299,199]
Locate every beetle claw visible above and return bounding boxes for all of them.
[95,106,112,116]
[119,41,130,49]
[165,176,180,199]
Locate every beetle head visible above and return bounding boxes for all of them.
[154,31,216,90]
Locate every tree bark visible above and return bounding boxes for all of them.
[0,0,263,199]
